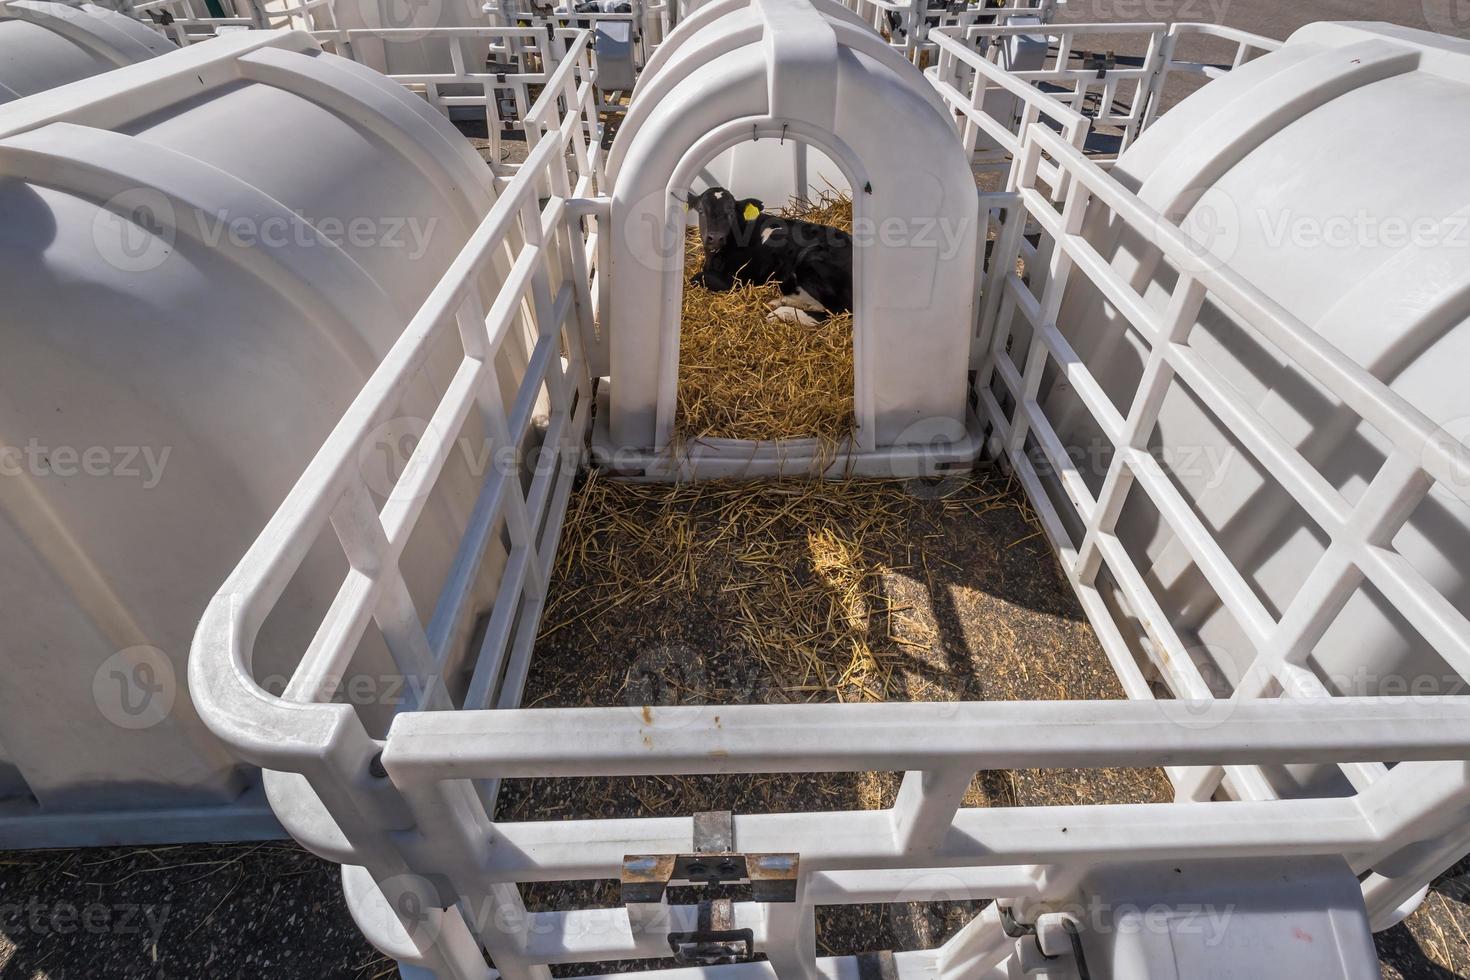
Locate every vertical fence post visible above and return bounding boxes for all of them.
[935,903,1010,980]
[1000,171,1088,462]
[892,767,973,855]
[762,872,819,980]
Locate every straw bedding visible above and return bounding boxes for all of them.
[496,190,1168,964]
[675,192,856,447]
[0,134,1460,980]
[511,472,1170,797]
[501,472,1172,961]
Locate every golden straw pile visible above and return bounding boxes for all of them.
[508,473,1171,951]
[520,472,1171,814]
[540,475,948,702]
[676,191,856,447]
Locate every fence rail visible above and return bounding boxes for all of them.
[129,0,332,43]
[928,23,1089,192]
[929,20,1279,173]
[192,115,1470,980]
[190,38,603,980]
[1143,22,1281,128]
[975,123,1470,929]
[840,0,1060,63]
[183,13,1470,980]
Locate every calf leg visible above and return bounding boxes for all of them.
[765,288,826,312]
[767,305,823,327]
[766,282,829,327]
[782,286,828,312]
[691,266,736,291]
[791,250,852,315]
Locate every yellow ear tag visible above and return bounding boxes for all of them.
[743,203,761,221]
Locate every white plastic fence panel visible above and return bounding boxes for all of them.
[191,64,1470,980]
[927,23,1089,193]
[976,122,1470,925]
[180,15,1470,980]
[842,0,1060,64]
[129,0,332,44]
[1142,22,1282,129]
[928,20,1279,173]
[313,25,584,164]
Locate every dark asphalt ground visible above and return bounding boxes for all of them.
[4,3,1470,979]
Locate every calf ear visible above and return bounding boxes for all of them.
[739,198,764,221]
[685,191,699,208]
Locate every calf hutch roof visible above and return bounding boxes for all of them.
[0,29,518,845]
[0,0,173,104]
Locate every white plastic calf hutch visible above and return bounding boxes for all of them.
[0,29,546,846]
[1022,20,1470,806]
[599,0,981,478]
[0,0,174,102]
[177,6,1470,977]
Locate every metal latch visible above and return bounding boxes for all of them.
[621,810,800,965]
[1083,50,1117,78]
[667,898,753,965]
[621,851,800,903]
[600,114,622,151]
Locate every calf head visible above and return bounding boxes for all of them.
[687,187,763,255]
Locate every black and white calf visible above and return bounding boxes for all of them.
[686,186,853,327]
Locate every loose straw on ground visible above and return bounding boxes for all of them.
[505,189,1172,955]
[523,472,1172,812]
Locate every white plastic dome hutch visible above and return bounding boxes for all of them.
[0,26,538,842]
[0,0,173,99]
[0,0,1466,977]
